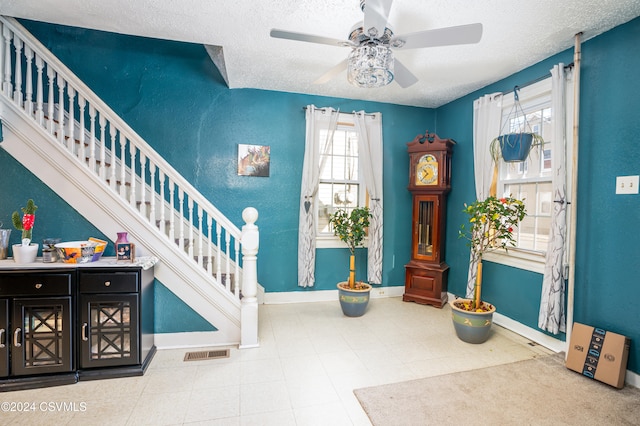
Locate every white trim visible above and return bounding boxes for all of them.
[483,249,546,274]
[154,331,237,350]
[492,312,566,353]
[263,285,404,304]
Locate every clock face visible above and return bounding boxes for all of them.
[416,155,438,185]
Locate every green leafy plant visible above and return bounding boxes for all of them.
[328,206,371,289]
[458,196,526,311]
[12,199,38,245]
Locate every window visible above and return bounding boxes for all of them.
[484,78,572,273]
[315,114,370,248]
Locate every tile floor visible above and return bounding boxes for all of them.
[1,297,552,425]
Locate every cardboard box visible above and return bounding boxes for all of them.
[566,322,630,388]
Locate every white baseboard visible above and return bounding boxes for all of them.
[154,331,237,350]
[263,285,405,304]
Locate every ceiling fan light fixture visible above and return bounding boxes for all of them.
[347,45,394,88]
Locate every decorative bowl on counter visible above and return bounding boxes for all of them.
[55,238,107,263]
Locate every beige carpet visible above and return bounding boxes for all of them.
[354,354,640,425]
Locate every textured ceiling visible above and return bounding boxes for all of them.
[2,0,640,107]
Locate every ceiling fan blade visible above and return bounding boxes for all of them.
[313,59,348,85]
[392,23,483,50]
[362,0,393,38]
[270,29,350,47]
[393,59,419,88]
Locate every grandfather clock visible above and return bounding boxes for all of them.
[404,131,455,308]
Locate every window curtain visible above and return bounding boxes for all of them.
[297,105,339,287]
[354,111,383,284]
[467,93,503,297]
[538,64,572,333]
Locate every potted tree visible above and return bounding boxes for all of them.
[451,196,526,343]
[328,206,372,317]
[12,198,39,263]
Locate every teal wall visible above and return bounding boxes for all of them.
[2,17,638,375]
[437,18,640,374]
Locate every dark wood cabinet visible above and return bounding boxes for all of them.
[77,267,155,380]
[0,272,76,390]
[0,262,155,391]
[404,131,454,308]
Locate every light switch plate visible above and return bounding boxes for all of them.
[616,175,639,194]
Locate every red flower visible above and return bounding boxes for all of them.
[500,198,507,203]
[508,227,513,232]
[22,214,35,231]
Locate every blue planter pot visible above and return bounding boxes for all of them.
[497,133,534,162]
[450,299,496,344]
[338,282,371,317]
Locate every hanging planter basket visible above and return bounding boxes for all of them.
[494,132,543,162]
[491,86,544,163]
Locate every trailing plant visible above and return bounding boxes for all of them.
[458,196,526,311]
[328,206,371,289]
[12,199,38,246]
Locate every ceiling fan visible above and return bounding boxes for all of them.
[270,0,483,88]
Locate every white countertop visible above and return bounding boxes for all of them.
[0,256,158,270]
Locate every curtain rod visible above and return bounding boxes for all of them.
[302,106,377,118]
[501,63,574,96]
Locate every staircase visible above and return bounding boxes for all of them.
[0,16,260,348]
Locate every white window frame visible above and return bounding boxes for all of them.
[484,78,573,274]
[315,113,371,249]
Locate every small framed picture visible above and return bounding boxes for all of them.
[238,144,270,177]
[116,242,135,262]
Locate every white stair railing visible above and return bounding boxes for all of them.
[0,16,258,345]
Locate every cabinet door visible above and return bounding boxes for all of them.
[0,299,7,377]
[79,294,139,369]
[11,297,73,376]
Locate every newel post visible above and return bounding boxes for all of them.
[239,207,259,348]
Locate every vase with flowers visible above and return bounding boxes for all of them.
[11,198,39,263]
[328,206,372,317]
[451,196,526,343]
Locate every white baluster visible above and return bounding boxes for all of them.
[197,205,203,267]
[139,152,146,215]
[188,197,194,259]
[216,223,222,282]
[12,38,22,106]
[35,54,44,126]
[234,238,240,298]
[128,144,137,207]
[109,128,117,191]
[225,231,231,291]
[159,170,166,233]
[119,134,127,198]
[66,86,75,152]
[98,115,106,179]
[149,161,156,225]
[169,178,175,242]
[24,45,33,116]
[77,95,86,161]
[1,25,10,96]
[207,215,213,273]
[240,207,259,348]
[56,74,65,143]
[46,66,54,134]
[178,188,185,251]
[88,105,97,171]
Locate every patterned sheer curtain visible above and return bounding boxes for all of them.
[538,64,572,333]
[298,105,339,287]
[467,93,503,297]
[354,111,383,284]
